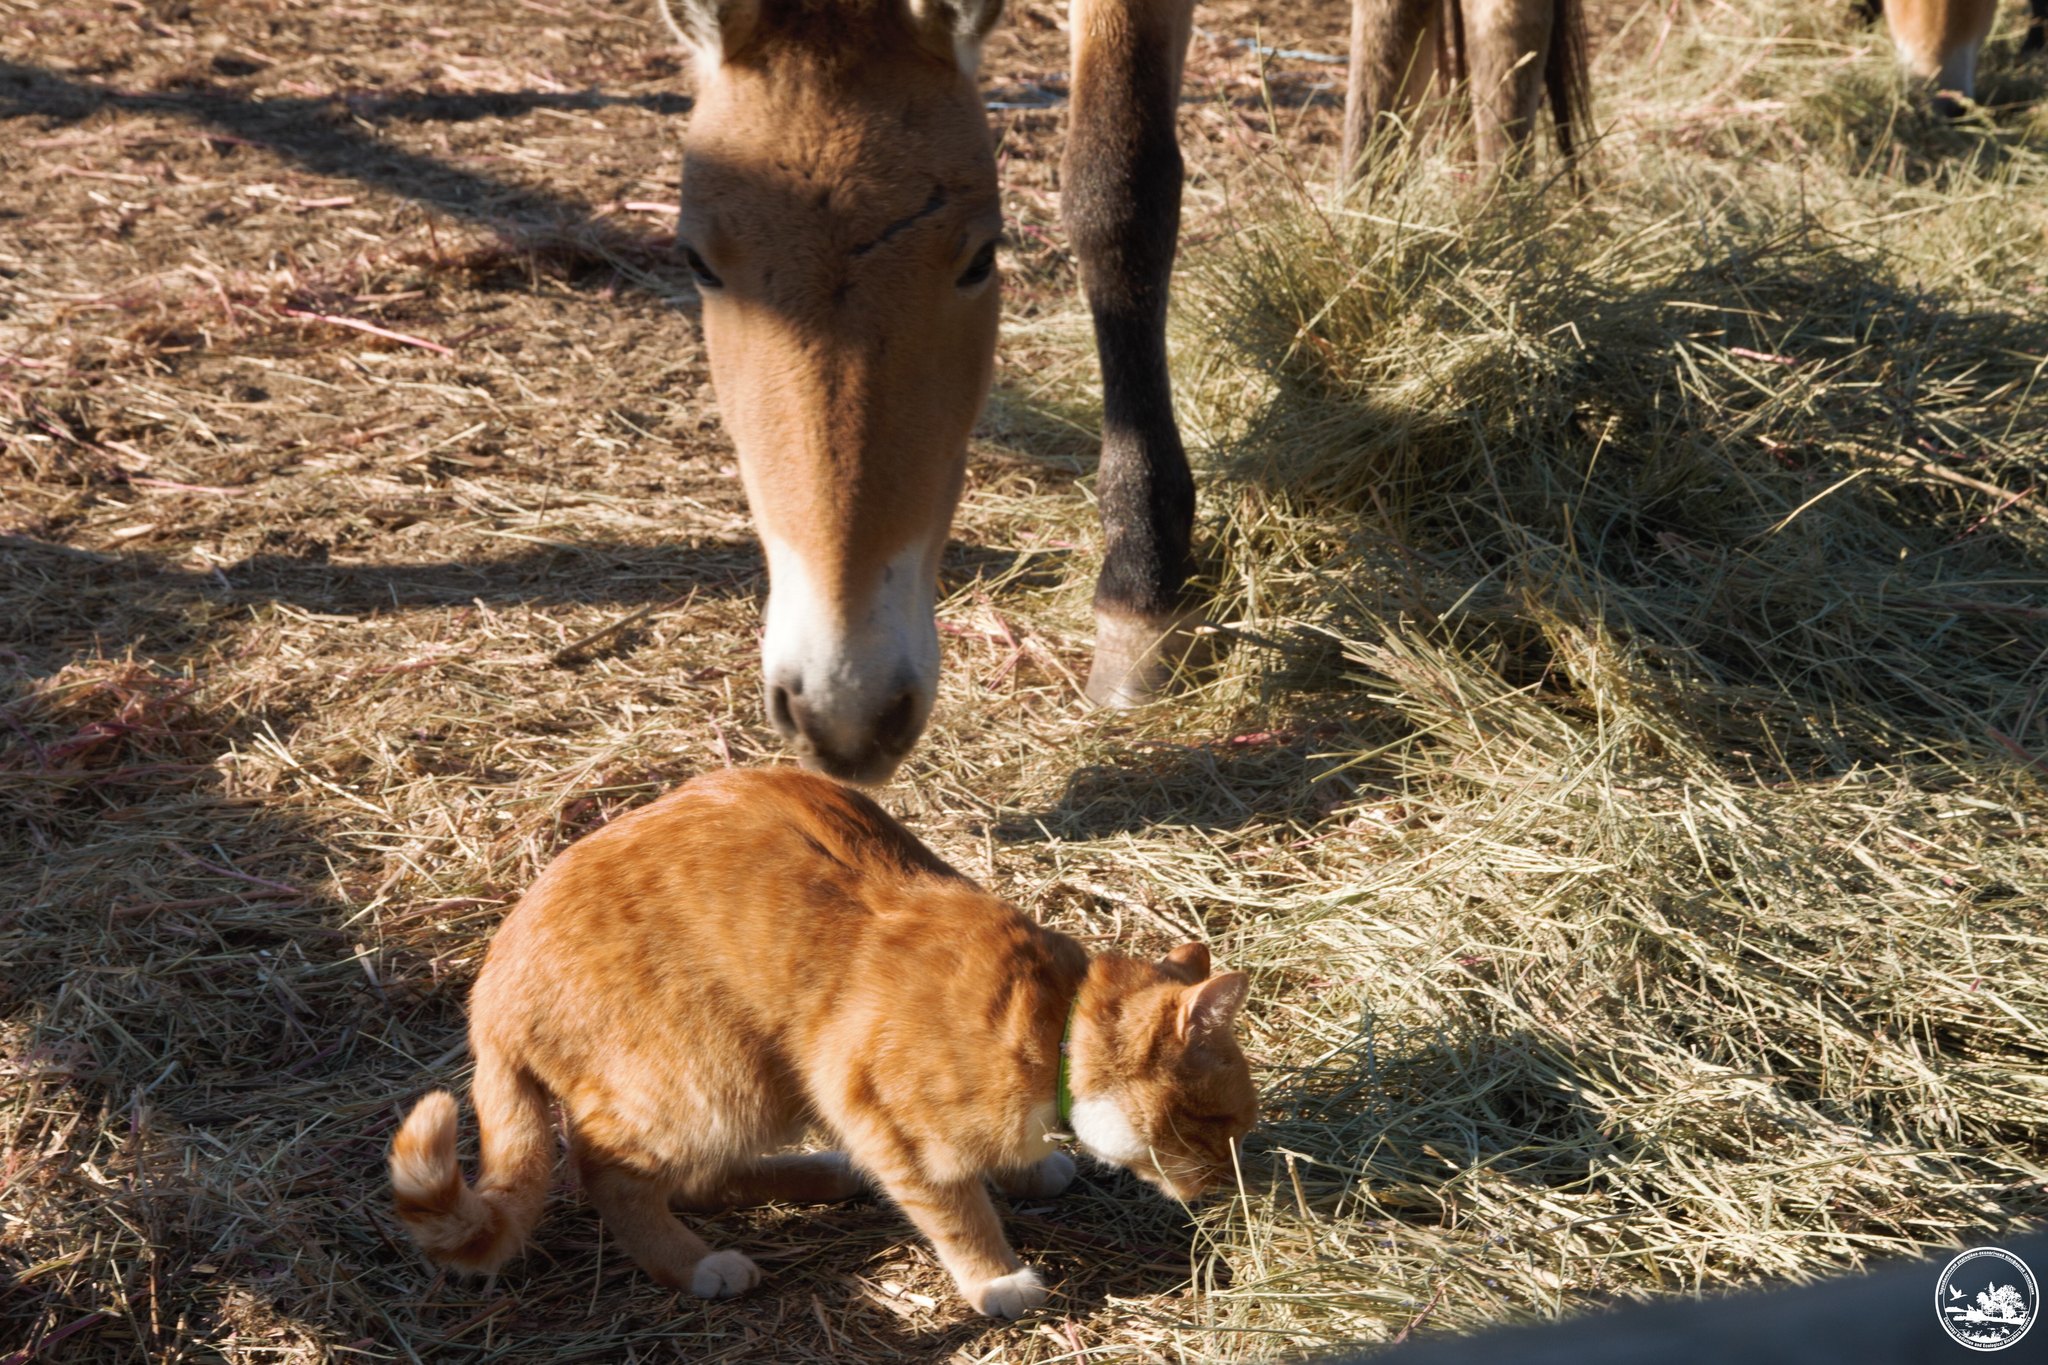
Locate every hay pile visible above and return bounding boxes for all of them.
[4,0,2047,1359]
[1158,3,2048,1347]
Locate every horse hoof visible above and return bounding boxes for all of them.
[1084,607,1210,708]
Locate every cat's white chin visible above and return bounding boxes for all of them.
[1069,1095,1147,1166]
[976,1266,1049,1319]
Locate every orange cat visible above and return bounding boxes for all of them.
[388,767,1257,1318]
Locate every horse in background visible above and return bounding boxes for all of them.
[1880,0,2047,115]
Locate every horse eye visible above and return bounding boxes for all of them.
[682,246,723,290]
[956,240,997,289]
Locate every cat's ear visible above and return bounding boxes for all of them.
[1160,942,1211,983]
[1176,972,1248,1043]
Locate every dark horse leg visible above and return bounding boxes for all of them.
[1063,0,1200,708]
[1066,0,1587,706]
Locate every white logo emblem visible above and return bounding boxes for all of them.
[1937,1247,2038,1352]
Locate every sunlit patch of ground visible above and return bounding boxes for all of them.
[4,0,2046,1359]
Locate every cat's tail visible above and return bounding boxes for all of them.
[388,1054,552,1274]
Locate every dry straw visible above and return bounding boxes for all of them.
[5,0,2048,1360]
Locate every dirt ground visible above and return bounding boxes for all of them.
[0,2,1366,1360]
[6,0,2048,1362]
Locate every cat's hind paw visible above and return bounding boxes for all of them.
[974,1266,1049,1319]
[998,1151,1076,1200]
[689,1249,761,1300]
[807,1150,867,1202]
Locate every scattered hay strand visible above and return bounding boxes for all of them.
[4,0,2047,1360]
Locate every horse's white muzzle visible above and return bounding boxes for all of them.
[759,538,939,786]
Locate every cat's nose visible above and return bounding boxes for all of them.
[1146,1169,1216,1203]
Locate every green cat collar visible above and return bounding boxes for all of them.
[1049,997,1078,1143]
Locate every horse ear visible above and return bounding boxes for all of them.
[656,0,759,63]
[905,0,1005,74]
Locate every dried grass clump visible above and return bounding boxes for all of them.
[1110,2,2048,1351]
[5,0,2048,1360]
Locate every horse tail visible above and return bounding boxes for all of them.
[388,1050,552,1274]
[1442,0,1470,99]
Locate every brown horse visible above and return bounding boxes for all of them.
[658,0,1587,782]
[1884,0,2047,115]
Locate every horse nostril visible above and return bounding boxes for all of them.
[767,683,799,737]
[872,689,922,756]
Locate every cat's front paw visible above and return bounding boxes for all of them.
[973,1266,1048,1319]
[999,1151,1076,1200]
[689,1249,761,1300]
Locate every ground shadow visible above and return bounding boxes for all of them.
[977,385,1105,473]
[0,656,475,1356]
[344,88,692,123]
[996,714,1396,842]
[3,532,1092,687]
[941,539,1076,597]
[409,1163,1212,1361]
[1206,214,2048,783]
[0,60,694,299]
[0,531,763,683]
[1257,1026,1615,1222]
[1321,1226,2048,1364]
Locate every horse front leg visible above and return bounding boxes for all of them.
[1063,0,1202,708]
